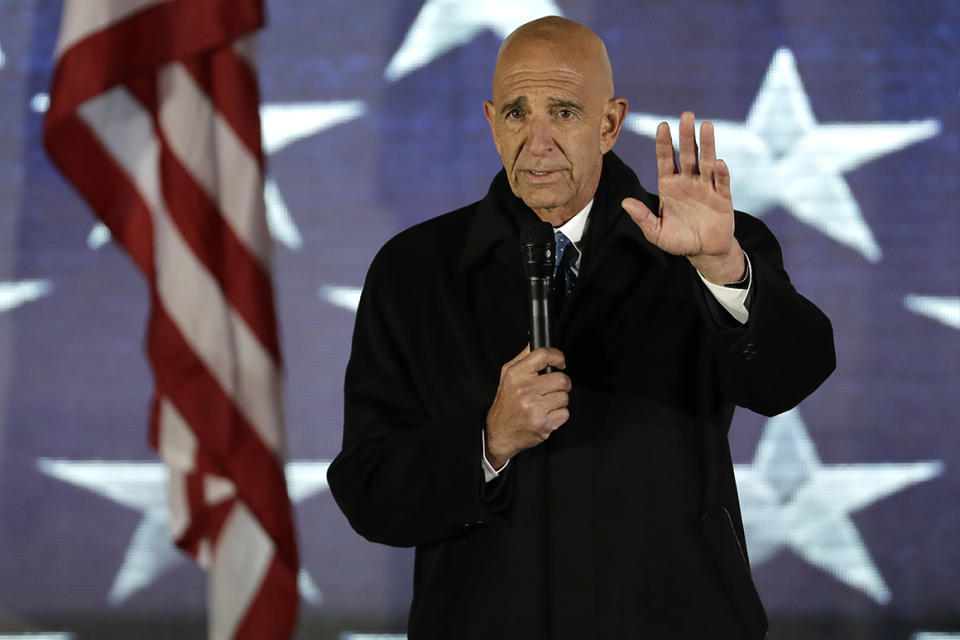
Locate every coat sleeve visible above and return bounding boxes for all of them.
[326,242,510,548]
[699,212,836,416]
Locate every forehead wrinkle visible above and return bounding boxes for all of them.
[495,70,590,106]
[497,66,585,91]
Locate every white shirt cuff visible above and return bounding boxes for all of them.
[481,430,508,483]
[697,252,752,324]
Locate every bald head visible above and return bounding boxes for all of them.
[494,17,614,100]
[483,17,627,225]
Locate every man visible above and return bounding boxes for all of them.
[328,16,834,640]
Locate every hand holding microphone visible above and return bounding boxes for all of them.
[482,221,572,467]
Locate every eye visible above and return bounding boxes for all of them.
[507,108,525,120]
[558,109,574,119]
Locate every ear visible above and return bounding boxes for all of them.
[600,97,628,153]
[483,100,502,156]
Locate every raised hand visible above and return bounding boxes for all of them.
[484,345,571,468]
[622,111,746,284]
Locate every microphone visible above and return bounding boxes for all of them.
[520,221,556,373]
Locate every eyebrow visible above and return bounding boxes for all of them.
[500,97,528,115]
[548,98,583,111]
[499,96,584,115]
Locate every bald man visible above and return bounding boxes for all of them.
[329,17,834,640]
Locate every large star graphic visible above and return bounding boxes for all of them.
[0,279,53,314]
[385,0,563,81]
[37,458,331,606]
[903,294,960,331]
[624,48,941,262]
[734,408,943,604]
[80,99,366,250]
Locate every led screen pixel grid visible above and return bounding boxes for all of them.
[0,1,957,638]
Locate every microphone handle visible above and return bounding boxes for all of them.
[528,276,556,373]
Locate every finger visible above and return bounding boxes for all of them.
[530,371,572,396]
[678,111,698,175]
[541,388,570,411]
[543,407,570,433]
[714,159,732,201]
[654,121,677,178]
[525,346,566,372]
[501,344,531,374]
[622,197,662,244]
[699,120,716,184]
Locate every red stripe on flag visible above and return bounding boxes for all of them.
[149,301,296,565]
[183,49,266,170]
[234,555,299,640]
[158,147,282,359]
[120,73,282,361]
[47,0,264,122]
[43,112,155,276]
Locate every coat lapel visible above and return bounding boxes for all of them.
[455,172,530,379]
[558,153,668,346]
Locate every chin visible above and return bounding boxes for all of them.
[516,189,569,212]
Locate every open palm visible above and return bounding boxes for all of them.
[622,111,745,284]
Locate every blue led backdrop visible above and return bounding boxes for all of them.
[0,1,957,638]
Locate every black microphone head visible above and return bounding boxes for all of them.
[520,220,556,278]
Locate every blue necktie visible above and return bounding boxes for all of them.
[553,230,580,302]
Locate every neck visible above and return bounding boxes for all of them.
[533,207,577,227]
[532,190,596,227]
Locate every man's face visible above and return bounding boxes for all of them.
[484,41,622,224]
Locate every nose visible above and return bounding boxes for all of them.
[526,116,555,155]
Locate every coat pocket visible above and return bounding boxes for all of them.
[699,507,769,640]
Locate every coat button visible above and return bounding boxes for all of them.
[741,342,757,360]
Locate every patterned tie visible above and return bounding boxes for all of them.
[553,230,580,305]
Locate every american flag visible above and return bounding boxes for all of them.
[42,1,299,638]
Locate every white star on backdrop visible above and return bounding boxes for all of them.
[319,284,362,312]
[85,100,366,251]
[37,458,331,606]
[0,279,53,314]
[903,294,960,331]
[734,409,943,603]
[624,47,941,262]
[385,0,563,81]
[0,38,6,69]
[259,100,366,249]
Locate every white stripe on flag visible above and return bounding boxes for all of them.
[158,396,197,471]
[210,503,274,640]
[158,397,195,540]
[158,63,272,268]
[77,86,285,456]
[55,0,169,58]
[232,35,258,74]
[167,468,190,540]
[204,474,237,505]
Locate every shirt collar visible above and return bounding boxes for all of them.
[554,199,592,244]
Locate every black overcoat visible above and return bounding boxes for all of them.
[328,152,835,639]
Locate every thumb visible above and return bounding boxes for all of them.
[621,197,661,241]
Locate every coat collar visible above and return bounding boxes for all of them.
[457,151,668,274]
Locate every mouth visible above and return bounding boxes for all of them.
[520,168,564,180]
